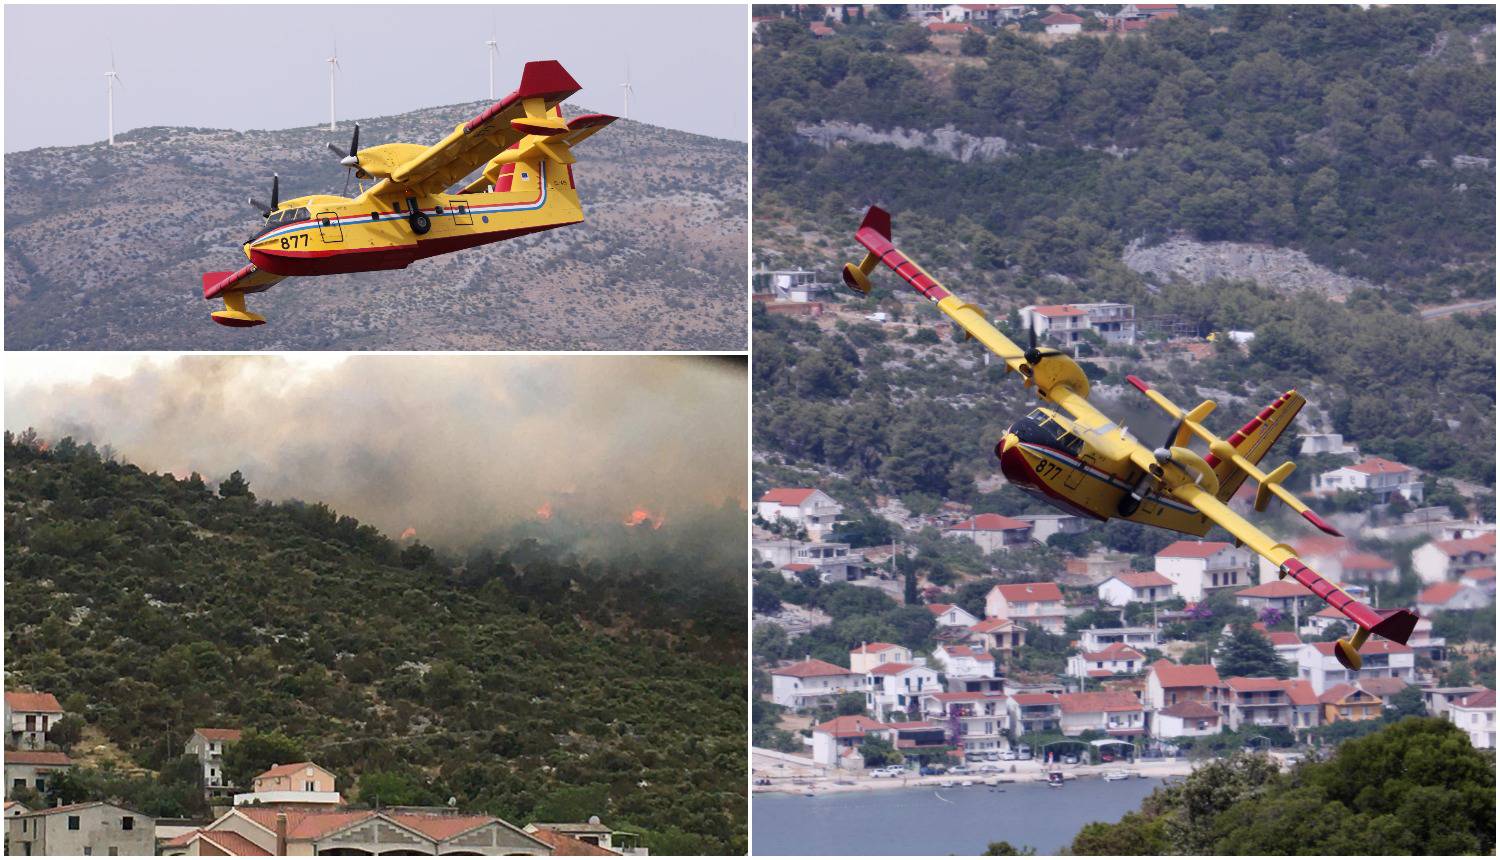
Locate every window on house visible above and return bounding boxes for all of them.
[121,817,133,831]
[109,849,119,857]
[68,816,80,831]
[304,780,318,792]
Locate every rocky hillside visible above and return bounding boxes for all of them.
[5,103,746,350]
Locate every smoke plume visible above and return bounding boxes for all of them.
[5,355,746,548]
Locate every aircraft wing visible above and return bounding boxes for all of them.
[1172,480,1418,657]
[202,265,286,327]
[367,60,582,201]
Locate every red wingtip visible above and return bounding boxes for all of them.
[518,59,581,102]
[859,206,891,241]
[1126,374,1151,393]
[1301,508,1342,537]
[202,272,233,299]
[568,113,616,130]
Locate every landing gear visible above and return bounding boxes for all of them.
[1333,627,1370,671]
[407,197,431,235]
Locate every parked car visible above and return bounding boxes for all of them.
[1100,751,1115,763]
[870,766,903,778]
[1017,749,1034,761]
[999,750,1018,761]
[1062,754,1080,764]
[920,765,947,776]
[984,752,1001,761]
[949,765,974,776]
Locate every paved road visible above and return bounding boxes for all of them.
[1419,299,1495,320]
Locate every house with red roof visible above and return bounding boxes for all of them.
[849,642,912,674]
[771,658,865,710]
[1153,700,1221,739]
[932,644,997,681]
[162,806,551,856]
[927,602,981,628]
[4,750,73,801]
[920,691,1011,756]
[984,582,1067,633]
[1234,578,1315,616]
[1417,580,1492,614]
[1412,532,1496,585]
[526,820,642,855]
[1007,692,1062,736]
[1144,660,1222,712]
[1058,692,1146,737]
[866,662,941,721]
[1257,534,1352,584]
[938,4,1028,25]
[756,487,844,539]
[1223,677,1319,732]
[1296,639,1414,695]
[1156,540,1255,602]
[8,801,153,857]
[1251,624,1305,662]
[1447,688,1495,749]
[1339,552,1398,585]
[1097,571,1175,606]
[186,727,243,789]
[1462,566,1496,593]
[943,513,1033,553]
[235,762,341,807]
[1312,456,1423,505]
[1019,304,1089,346]
[969,616,1028,657]
[1067,642,1146,680]
[810,715,893,768]
[4,692,64,752]
[1041,11,1084,34]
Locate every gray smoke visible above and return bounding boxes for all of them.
[6,354,746,548]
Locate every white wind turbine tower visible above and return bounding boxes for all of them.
[326,41,341,132]
[619,57,634,121]
[485,16,499,100]
[104,48,124,146]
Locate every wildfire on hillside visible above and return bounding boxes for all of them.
[400,527,417,541]
[623,506,666,530]
[536,501,553,521]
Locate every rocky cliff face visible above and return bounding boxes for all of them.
[1123,236,1377,298]
[796,120,1018,163]
[4,102,747,350]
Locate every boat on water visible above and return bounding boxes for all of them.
[1046,770,1065,788]
[1102,770,1132,782]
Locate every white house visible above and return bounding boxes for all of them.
[785,542,868,583]
[1340,552,1398,585]
[1416,581,1492,614]
[926,603,980,628]
[4,751,73,800]
[6,801,154,858]
[1018,304,1090,346]
[1144,661,1223,712]
[866,663,941,721]
[1445,689,1495,749]
[1153,701,1221,739]
[1057,692,1145,738]
[1234,579,1314,616]
[921,691,1011,756]
[969,617,1027,658]
[849,642,912,674]
[1297,432,1359,457]
[942,514,1033,553]
[1079,627,1159,653]
[4,693,63,752]
[756,488,844,539]
[1412,533,1496,585]
[1040,11,1083,34]
[760,269,831,303]
[1463,567,1495,594]
[810,715,892,768]
[940,4,1027,25]
[931,644,996,679]
[770,658,865,710]
[1157,541,1255,602]
[1312,457,1423,504]
[185,728,242,789]
[1097,571,1175,606]
[1007,693,1063,737]
[1221,677,1319,733]
[1014,513,1086,544]
[1295,640,1415,695]
[984,582,1067,633]
[1067,643,1145,680]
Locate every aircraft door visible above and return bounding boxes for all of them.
[316,212,344,243]
[1065,455,1089,491]
[450,201,473,227]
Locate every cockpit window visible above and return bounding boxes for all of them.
[247,208,311,243]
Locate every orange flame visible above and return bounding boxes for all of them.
[400,527,417,540]
[623,506,666,530]
[536,502,553,521]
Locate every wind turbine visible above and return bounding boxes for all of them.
[484,15,499,100]
[326,41,340,132]
[105,48,124,146]
[619,57,634,121]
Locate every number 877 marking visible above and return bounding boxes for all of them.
[280,234,309,250]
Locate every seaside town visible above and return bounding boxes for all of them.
[3,707,649,856]
[752,466,1496,792]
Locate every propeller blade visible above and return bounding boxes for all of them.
[269,173,279,211]
[1025,317,1043,365]
[327,142,347,158]
[249,197,269,215]
[349,123,359,157]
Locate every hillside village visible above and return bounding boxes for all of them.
[4,707,646,856]
[752,468,1496,789]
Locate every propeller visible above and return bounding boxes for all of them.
[1023,317,1061,366]
[327,124,360,195]
[248,173,279,218]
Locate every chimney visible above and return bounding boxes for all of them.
[276,812,288,855]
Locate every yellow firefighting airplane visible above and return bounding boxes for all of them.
[202,60,614,326]
[843,206,1417,670]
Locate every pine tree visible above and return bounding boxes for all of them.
[1218,624,1291,679]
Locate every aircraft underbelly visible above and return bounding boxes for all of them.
[1011,443,1210,536]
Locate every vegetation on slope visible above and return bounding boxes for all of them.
[4,433,746,854]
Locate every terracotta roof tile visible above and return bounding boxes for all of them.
[990,582,1063,603]
[772,658,856,678]
[1058,692,1141,714]
[4,692,63,713]
[1237,580,1312,598]
[194,727,244,742]
[1112,572,1173,589]
[1157,540,1232,559]
[948,513,1030,532]
[761,488,817,506]
[528,828,620,855]
[814,715,890,738]
[1149,660,1221,688]
[5,751,73,766]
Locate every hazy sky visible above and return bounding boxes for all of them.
[4,4,748,152]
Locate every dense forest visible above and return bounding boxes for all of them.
[756,4,1495,299]
[3,433,746,854]
[1065,717,1494,855]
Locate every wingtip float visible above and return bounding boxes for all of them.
[843,205,1416,671]
[202,59,615,328]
